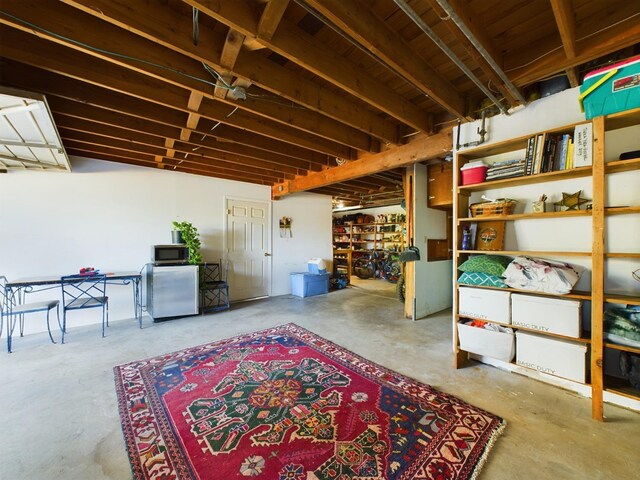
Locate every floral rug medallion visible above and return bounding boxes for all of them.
[114,324,505,479]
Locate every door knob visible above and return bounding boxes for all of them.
[264,253,272,256]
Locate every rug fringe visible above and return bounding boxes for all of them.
[469,419,507,480]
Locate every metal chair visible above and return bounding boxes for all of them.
[200,260,230,313]
[60,274,108,342]
[1,275,60,353]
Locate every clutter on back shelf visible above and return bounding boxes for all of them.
[502,256,582,294]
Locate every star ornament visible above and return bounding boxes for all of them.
[554,190,591,211]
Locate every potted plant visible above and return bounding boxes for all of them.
[172,220,202,264]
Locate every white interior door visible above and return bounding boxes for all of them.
[226,198,271,300]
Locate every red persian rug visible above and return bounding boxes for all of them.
[114,324,505,479]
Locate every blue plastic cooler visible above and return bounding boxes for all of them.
[579,55,640,119]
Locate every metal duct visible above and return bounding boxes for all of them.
[394,0,507,114]
[435,0,527,105]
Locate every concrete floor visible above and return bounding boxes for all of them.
[0,287,638,479]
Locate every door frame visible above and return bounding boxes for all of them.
[223,195,272,298]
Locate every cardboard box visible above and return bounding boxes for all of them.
[580,55,640,119]
[516,331,587,383]
[458,322,515,362]
[511,294,581,338]
[291,272,329,297]
[459,287,511,324]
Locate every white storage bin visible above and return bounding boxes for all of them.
[458,287,511,324]
[516,331,588,383]
[458,322,515,362]
[511,294,581,338]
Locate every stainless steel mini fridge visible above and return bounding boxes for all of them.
[147,264,199,321]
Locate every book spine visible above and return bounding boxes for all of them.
[525,136,535,175]
[566,138,574,169]
[558,134,569,170]
[533,134,546,175]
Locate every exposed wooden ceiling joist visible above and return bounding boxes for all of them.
[304,0,468,119]
[184,0,435,132]
[0,61,330,171]
[60,0,400,145]
[0,0,637,200]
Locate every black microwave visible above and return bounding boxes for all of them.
[152,245,190,265]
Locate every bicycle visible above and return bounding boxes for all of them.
[352,251,401,283]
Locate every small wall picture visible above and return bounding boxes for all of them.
[475,221,506,251]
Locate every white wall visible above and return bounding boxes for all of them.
[413,163,453,318]
[0,157,331,335]
[456,86,639,296]
[271,192,333,296]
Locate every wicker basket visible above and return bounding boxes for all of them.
[469,200,516,217]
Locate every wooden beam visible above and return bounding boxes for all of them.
[0,61,328,168]
[565,67,579,88]
[550,0,576,59]
[510,15,640,86]
[164,138,175,158]
[0,4,373,153]
[61,135,285,183]
[214,28,245,98]
[423,0,520,106]
[272,130,453,198]
[66,147,271,184]
[0,27,353,159]
[61,0,400,145]
[49,100,314,172]
[257,0,289,41]
[306,0,468,119]
[184,0,434,133]
[55,115,300,177]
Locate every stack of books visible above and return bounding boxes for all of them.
[486,159,526,180]
[522,123,592,175]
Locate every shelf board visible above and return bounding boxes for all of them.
[457,206,639,223]
[456,315,591,344]
[457,166,592,192]
[604,341,640,355]
[605,253,640,259]
[605,206,640,216]
[604,292,640,305]
[457,283,592,300]
[603,375,640,400]
[458,250,591,257]
[606,157,640,174]
[604,107,640,131]
[458,209,590,223]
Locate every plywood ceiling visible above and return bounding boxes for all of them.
[0,0,638,206]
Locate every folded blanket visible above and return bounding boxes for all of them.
[604,307,640,348]
[503,256,581,294]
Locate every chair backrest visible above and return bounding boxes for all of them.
[0,275,9,313]
[201,262,222,283]
[61,274,107,308]
[219,258,229,283]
